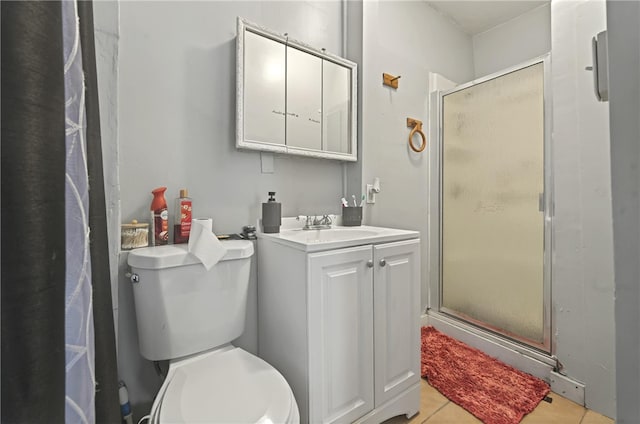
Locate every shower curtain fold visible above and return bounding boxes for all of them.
[77,1,121,421]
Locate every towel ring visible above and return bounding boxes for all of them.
[407,118,426,153]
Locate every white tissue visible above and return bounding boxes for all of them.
[193,217,213,232]
[188,218,227,270]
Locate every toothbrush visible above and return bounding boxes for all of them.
[352,195,357,207]
[341,197,349,207]
[359,194,365,207]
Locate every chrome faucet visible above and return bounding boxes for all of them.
[314,215,333,227]
[297,215,333,230]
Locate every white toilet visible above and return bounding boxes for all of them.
[128,240,299,423]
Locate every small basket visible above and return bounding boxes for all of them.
[342,206,362,227]
[121,220,149,250]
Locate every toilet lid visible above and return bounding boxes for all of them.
[160,347,297,423]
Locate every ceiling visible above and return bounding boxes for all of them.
[425,1,549,35]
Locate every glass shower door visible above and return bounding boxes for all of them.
[440,61,550,350]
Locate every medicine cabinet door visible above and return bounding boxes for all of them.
[286,46,322,152]
[242,30,286,150]
[323,60,352,155]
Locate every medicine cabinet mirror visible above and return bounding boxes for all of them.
[236,17,357,161]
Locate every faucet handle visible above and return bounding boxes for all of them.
[321,215,333,226]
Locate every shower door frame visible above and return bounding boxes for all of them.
[435,55,553,353]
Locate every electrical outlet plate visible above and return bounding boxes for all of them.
[366,184,376,204]
[260,152,275,174]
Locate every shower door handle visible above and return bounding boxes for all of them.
[538,193,544,212]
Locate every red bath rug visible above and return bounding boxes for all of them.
[421,326,550,424]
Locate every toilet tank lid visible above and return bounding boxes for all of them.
[127,240,254,269]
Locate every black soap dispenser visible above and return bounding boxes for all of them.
[262,191,281,234]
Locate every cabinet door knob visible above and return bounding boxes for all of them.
[379,259,386,267]
[366,260,374,268]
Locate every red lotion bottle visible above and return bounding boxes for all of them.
[173,188,192,244]
[150,187,169,245]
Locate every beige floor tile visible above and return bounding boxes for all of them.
[580,410,615,424]
[521,392,586,424]
[418,380,450,417]
[383,380,609,424]
[424,402,483,424]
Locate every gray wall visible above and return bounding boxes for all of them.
[360,0,475,313]
[472,3,551,78]
[359,0,616,416]
[608,0,640,422]
[345,0,364,201]
[550,0,615,416]
[94,0,623,418]
[114,0,352,412]
[118,1,347,229]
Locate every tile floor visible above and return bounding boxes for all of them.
[384,379,614,424]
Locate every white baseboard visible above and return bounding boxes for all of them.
[550,371,585,406]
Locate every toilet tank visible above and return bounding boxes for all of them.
[127,240,254,361]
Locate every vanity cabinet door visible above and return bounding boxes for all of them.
[286,46,322,151]
[242,30,286,150]
[308,245,374,424]
[373,239,421,406]
[323,60,352,155]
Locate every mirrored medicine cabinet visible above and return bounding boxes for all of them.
[236,17,358,161]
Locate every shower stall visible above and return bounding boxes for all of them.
[432,56,552,353]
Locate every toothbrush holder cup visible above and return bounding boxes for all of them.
[342,206,363,227]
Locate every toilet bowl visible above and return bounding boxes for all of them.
[128,241,299,423]
[150,346,299,423]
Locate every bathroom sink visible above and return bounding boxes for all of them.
[285,228,381,244]
[258,221,419,252]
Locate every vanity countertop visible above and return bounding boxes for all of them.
[257,220,419,252]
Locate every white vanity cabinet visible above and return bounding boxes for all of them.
[258,233,421,424]
[308,245,375,423]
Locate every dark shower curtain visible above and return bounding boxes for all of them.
[1,1,120,422]
[76,2,121,422]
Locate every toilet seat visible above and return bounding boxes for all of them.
[150,346,299,423]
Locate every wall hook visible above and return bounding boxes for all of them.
[407,118,426,153]
[383,73,401,89]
